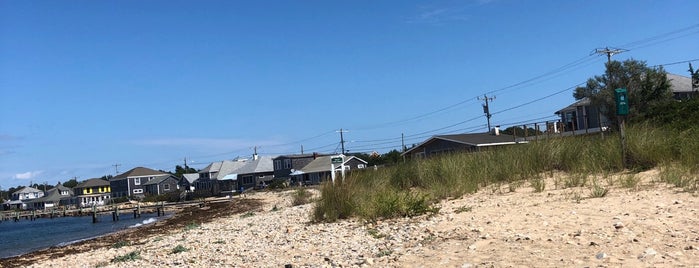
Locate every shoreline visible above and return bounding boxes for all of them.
[3,175,698,267]
[0,198,263,267]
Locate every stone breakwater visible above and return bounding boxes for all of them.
[16,174,699,267]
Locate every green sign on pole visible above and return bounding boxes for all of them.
[614,88,629,115]
[331,157,343,164]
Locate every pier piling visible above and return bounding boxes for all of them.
[112,206,119,221]
[91,205,97,223]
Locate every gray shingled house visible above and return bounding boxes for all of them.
[289,154,368,185]
[402,131,526,159]
[142,174,181,196]
[110,167,169,198]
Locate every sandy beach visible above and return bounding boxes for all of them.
[1,169,697,267]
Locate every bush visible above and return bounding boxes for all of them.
[291,188,312,206]
[267,179,289,190]
[171,245,188,254]
[111,240,130,249]
[111,251,141,263]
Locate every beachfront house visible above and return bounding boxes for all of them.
[193,154,274,196]
[110,167,169,199]
[3,186,45,210]
[180,173,199,192]
[73,178,111,208]
[554,73,696,132]
[289,154,368,186]
[30,183,75,210]
[402,130,527,159]
[272,153,326,181]
[142,174,181,196]
[229,155,275,190]
[194,159,248,196]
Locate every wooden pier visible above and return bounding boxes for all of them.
[0,201,187,223]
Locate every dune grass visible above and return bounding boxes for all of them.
[312,124,698,222]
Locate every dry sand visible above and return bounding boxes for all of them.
[2,169,697,267]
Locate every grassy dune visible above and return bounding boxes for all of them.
[313,124,699,222]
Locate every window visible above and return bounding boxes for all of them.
[358,164,366,169]
[274,160,282,170]
[133,189,143,194]
[134,178,141,185]
[163,184,170,191]
[284,159,292,169]
[242,175,253,185]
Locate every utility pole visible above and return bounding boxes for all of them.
[593,46,628,168]
[113,164,121,175]
[301,145,304,155]
[401,133,405,153]
[401,133,406,163]
[592,47,628,63]
[337,129,348,155]
[478,95,495,131]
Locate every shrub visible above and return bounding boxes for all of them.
[291,188,312,206]
[171,245,188,254]
[589,185,609,198]
[620,173,640,189]
[111,240,130,249]
[240,211,255,218]
[111,251,141,263]
[530,176,546,193]
[184,222,200,231]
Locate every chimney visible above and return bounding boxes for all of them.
[493,126,500,136]
[252,153,259,161]
[313,152,318,159]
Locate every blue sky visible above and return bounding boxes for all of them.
[1,0,697,188]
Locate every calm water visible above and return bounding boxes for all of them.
[0,212,168,258]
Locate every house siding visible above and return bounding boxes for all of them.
[273,155,317,178]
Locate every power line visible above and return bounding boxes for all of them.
[651,58,699,68]
[619,23,699,50]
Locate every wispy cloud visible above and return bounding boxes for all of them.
[14,170,44,180]
[407,0,497,25]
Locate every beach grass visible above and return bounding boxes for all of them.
[111,251,141,263]
[313,124,698,222]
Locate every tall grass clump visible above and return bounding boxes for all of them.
[291,188,313,206]
[659,164,698,192]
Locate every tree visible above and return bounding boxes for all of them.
[63,178,79,188]
[573,59,673,125]
[689,63,699,93]
[174,165,197,178]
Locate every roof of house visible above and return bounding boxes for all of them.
[12,186,42,194]
[75,178,110,188]
[403,133,524,155]
[31,187,72,203]
[182,173,199,184]
[113,167,168,179]
[668,73,693,93]
[232,156,274,175]
[199,160,248,180]
[54,184,73,193]
[297,155,335,174]
[555,97,591,114]
[142,174,178,186]
[297,155,368,174]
